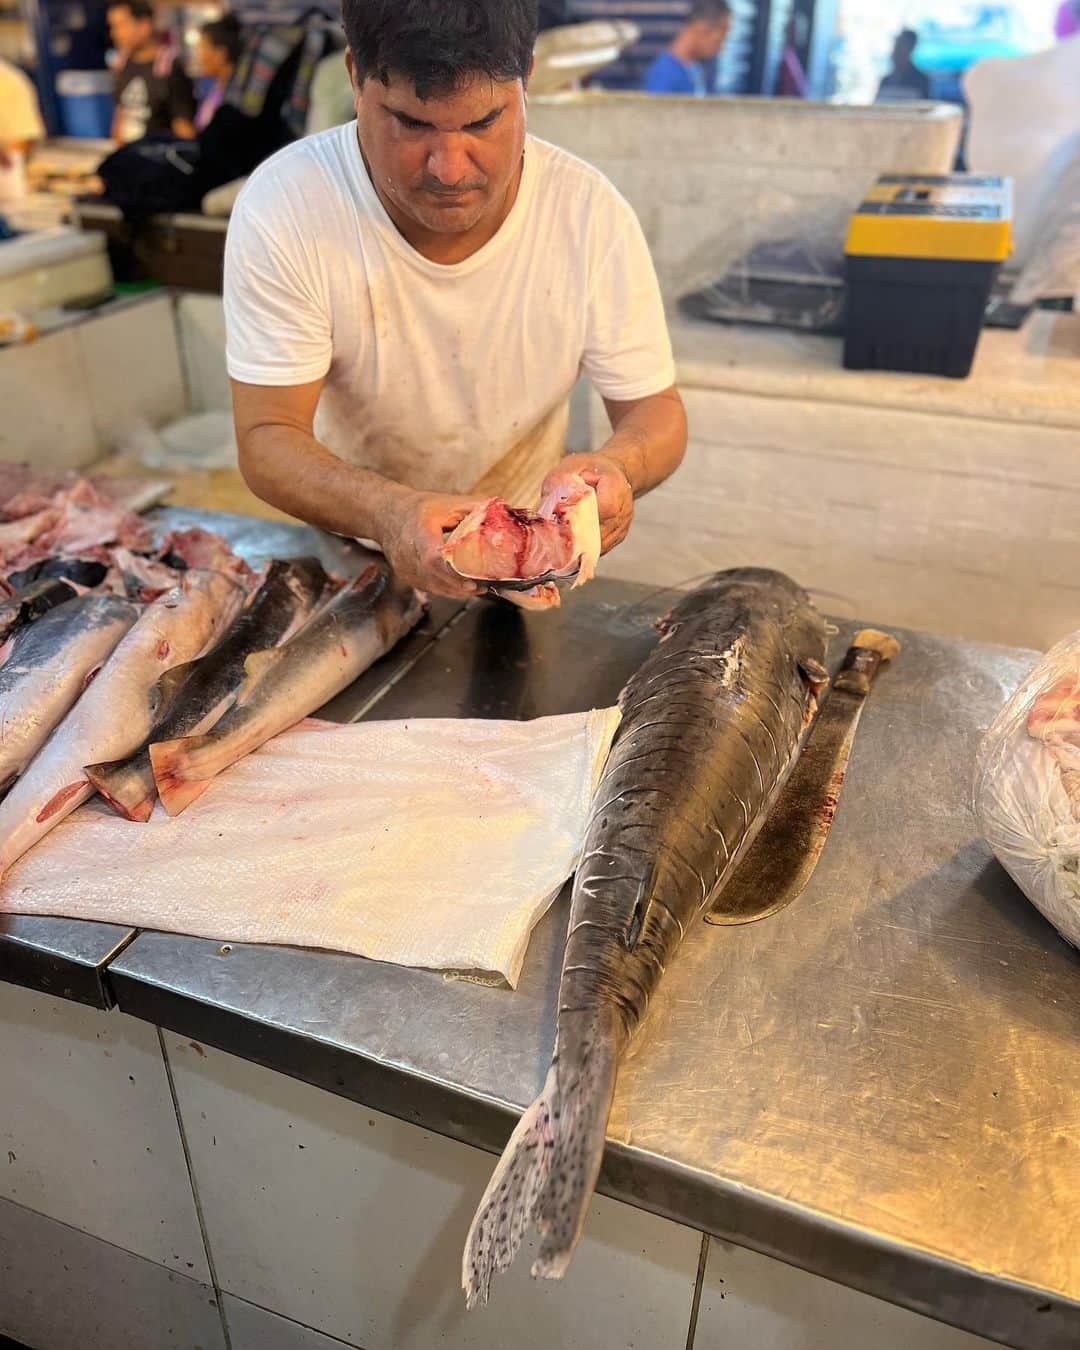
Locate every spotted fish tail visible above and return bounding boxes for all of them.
[462,1033,618,1308]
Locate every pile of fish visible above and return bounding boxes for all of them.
[0,479,424,878]
[443,476,601,610]
[463,567,830,1307]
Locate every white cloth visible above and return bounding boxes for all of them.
[224,125,675,496]
[0,710,621,987]
[964,37,1080,267]
[0,60,46,205]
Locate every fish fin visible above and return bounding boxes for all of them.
[462,1034,617,1308]
[235,648,280,705]
[84,757,156,822]
[151,660,197,721]
[149,736,215,816]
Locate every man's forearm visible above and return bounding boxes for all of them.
[599,387,687,497]
[239,423,411,545]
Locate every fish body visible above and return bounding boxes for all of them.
[0,568,244,876]
[86,557,331,821]
[0,596,138,793]
[463,568,828,1306]
[150,565,423,816]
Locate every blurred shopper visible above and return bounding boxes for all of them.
[108,0,197,143]
[876,29,931,102]
[0,58,46,204]
[775,12,808,97]
[643,0,730,96]
[195,14,242,132]
[1055,1,1080,39]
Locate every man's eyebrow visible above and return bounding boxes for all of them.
[387,108,434,128]
[384,105,505,131]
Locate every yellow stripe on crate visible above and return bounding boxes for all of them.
[845,213,1013,262]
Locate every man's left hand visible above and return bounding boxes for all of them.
[542,453,634,555]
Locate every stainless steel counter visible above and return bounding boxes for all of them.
[102,582,1080,1349]
[0,508,463,1007]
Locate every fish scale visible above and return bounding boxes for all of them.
[463,567,828,1307]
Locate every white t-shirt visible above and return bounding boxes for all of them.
[0,60,46,205]
[224,123,675,498]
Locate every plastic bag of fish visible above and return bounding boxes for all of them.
[974,631,1080,949]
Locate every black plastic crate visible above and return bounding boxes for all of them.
[843,254,1000,379]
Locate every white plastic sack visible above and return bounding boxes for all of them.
[0,710,621,986]
[974,635,1080,948]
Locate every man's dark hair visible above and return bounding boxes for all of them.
[341,0,539,99]
[689,0,731,21]
[202,13,243,65]
[109,0,154,18]
[898,27,918,50]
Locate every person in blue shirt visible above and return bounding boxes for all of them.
[643,0,731,96]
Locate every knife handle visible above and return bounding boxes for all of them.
[834,628,901,696]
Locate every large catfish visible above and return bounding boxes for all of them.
[463,568,830,1306]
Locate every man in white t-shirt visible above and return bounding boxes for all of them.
[0,59,46,205]
[225,0,686,599]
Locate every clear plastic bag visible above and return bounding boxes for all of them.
[974,634,1080,948]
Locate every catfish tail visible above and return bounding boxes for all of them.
[462,1031,617,1308]
[148,734,216,816]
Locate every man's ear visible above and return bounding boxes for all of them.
[345,47,361,97]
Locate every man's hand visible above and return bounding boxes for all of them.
[542,453,634,555]
[381,490,486,598]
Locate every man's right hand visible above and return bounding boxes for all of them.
[381,490,486,599]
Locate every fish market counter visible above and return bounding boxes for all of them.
[1,525,1078,1350]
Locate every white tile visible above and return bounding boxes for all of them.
[176,292,230,413]
[224,1295,354,1350]
[0,981,210,1281]
[165,1033,700,1350]
[78,294,187,446]
[695,1236,997,1350]
[0,328,99,469]
[0,1193,225,1350]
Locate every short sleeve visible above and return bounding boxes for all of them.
[582,197,676,402]
[224,181,333,387]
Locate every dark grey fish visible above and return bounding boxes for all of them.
[149,563,424,816]
[0,595,138,794]
[85,557,331,821]
[0,577,79,641]
[463,568,829,1305]
[5,557,109,591]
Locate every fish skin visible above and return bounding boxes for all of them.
[0,568,245,877]
[0,576,84,641]
[462,568,828,1307]
[86,557,332,821]
[150,564,424,816]
[0,596,138,794]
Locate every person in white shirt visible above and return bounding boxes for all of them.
[225,0,686,599]
[0,59,46,205]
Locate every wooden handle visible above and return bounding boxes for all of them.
[834,628,901,696]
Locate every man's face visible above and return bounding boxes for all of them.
[108,6,152,55]
[690,16,730,61]
[351,62,528,237]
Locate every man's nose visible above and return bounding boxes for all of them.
[426,135,472,187]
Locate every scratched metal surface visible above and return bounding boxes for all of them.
[0,509,462,1005]
[107,581,1080,1348]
